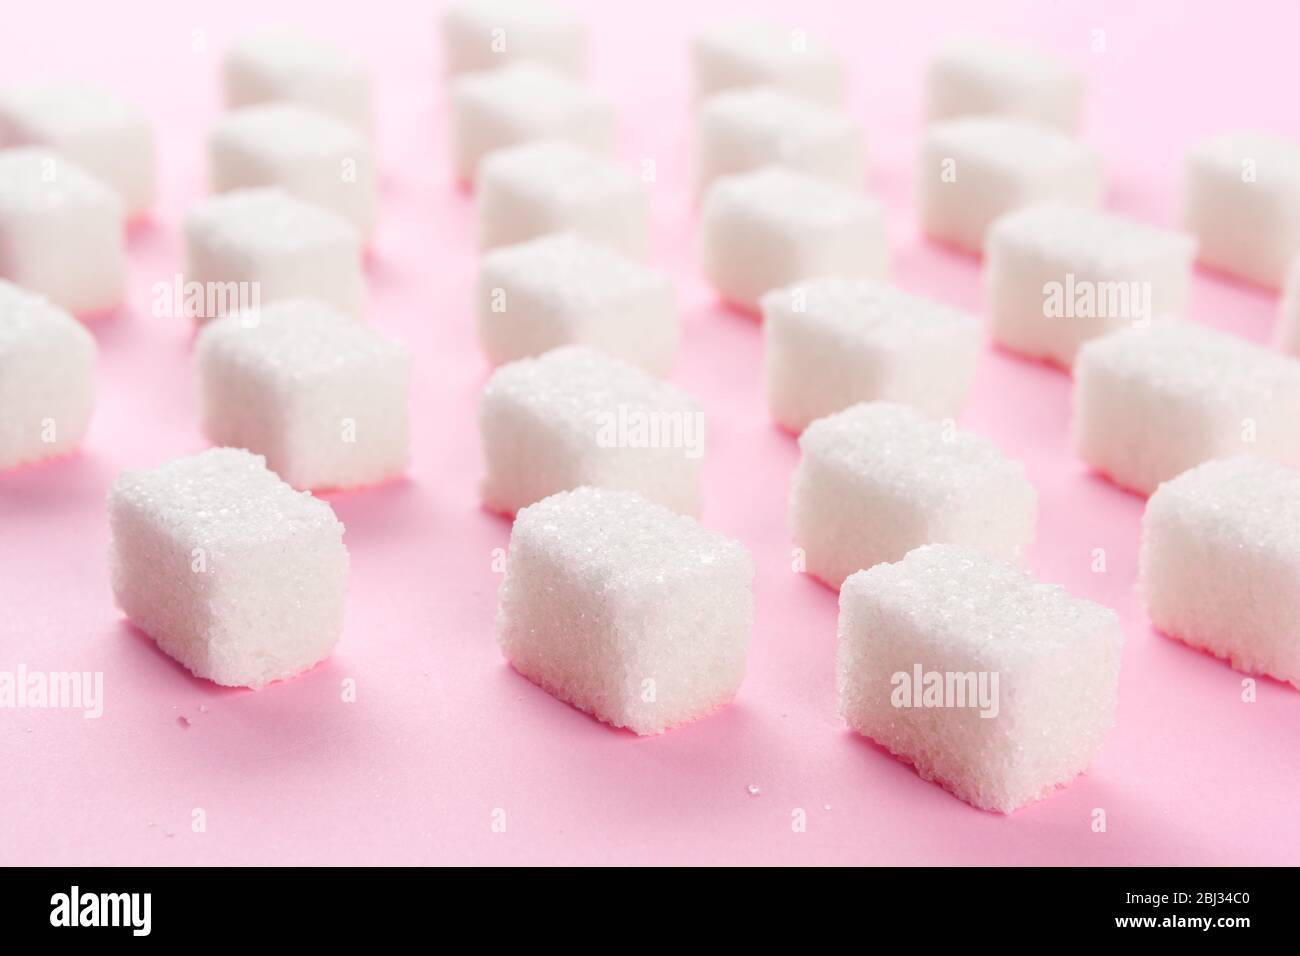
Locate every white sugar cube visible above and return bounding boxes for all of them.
[1074,324,1300,495]
[479,345,704,515]
[209,103,378,238]
[694,86,864,195]
[451,63,614,182]
[1141,457,1300,688]
[986,203,1196,368]
[1183,133,1300,289]
[0,83,155,218]
[790,402,1037,589]
[477,233,676,374]
[196,299,410,491]
[442,0,586,77]
[108,447,349,689]
[183,188,364,321]
[700,166,888,312]
[924,39,1085,132]
[0,147,125,314]
[692,22,844,105]
[762,277,981,432]
[838,543,1123,813]
[919,117,1103,253]
[0,280,95,470]
[498,486,754,735]
[476,140,648,257]
[1278,255,1300,356]
[223,30,371,133]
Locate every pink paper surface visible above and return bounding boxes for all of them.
[3,0,1299,866]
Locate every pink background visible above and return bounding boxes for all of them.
[3,0,1299,866]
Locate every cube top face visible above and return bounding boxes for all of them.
[925,116,1099,185]
[0,146,122,219]
[480,232,667,312]
[988,202,1196,279]
[692,22,844,104]
[223,30,370,130]
[442,0,586,77]
[0,83,146,142]
[453,62,608,130]
[0,278,89,349]
[478,139,635,205]
[210,102,367,164]
[925,39,1084,129]
[704,165,879,232]
[699,85,857,154]
[109,447,343,554]
[185,187,360,259]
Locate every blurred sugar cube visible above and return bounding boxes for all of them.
[692,22,844,105]
[442,0,586,78]
[223,30,371,133]
[924,38,1085,132]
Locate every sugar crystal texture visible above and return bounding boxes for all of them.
[985,202,1196,367]
[223,29,371,133]
[790,402,1037,588]
[108,447,349,689]
[477,232,677,374]
[479,345,704,515]
[691,22,844,105]
[196,298,411,491]
[838,543,1123,813]
[441,0,586,78]
[0,279,96,470]
[924,39,1085,132]
[1073,324,1300,495]
[918,117,1103,253]
[498,486,754,735]
[1140,457,1300,688]
[700,165,888,312]
[762,277,981,432]
[0,147,125,314]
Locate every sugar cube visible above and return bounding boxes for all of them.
[476,140,648,257]
[0,280,95,470]
[1140,457,1300,688]
[479,345,704,515]
[1182,133,1300,289]
[196,299,410,491]
[183,187,364,320]
[223,30,371,133]
[441,0,586,77]
[691,22,844,105]
[838,543,1123,813]
[477,232,676,374]
[700,165,888,312]
[1278,254,1300,357]
[694,86,864,195]
[451,63,614,182]
[0,147,125,314]
[762,277,981,432]
[108,447,349,689]
[790,402,1036,589]
[0,82,155,218]
[918,117,1103,253]
[209,103,378,238]
[498,486,753,735]
[1073,324,1300,495]
[924,39,1085,132]
[985,203,1196,368]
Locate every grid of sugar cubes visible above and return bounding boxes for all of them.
[184,187,364,320]
[196,298,411,491]
[0,82,155,218]
[0,279,96,470]
[694,86,864,196]
[451,63,614,183]
[1141,457,1300,689]
[476,140,649,257]
[497,486,754,735]
[762,277,981,433]
[0,147,125,314]
[918,116,1103,253]
[700,165,889,312]
[985,202,1197,368]
[838,543,1123,813]
[691,22,844,105]
[1182,132,1300,289]
[441,0,586,78]
[209,102,378,238]
[924,38,1085,132]
[1279,255,1300,357]
[477,232,677,374]
[479,345,704,516]
[790,402,1037,589]
[108,447,350,689]
[1073,324,1300,495]
[222,29,371,133]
